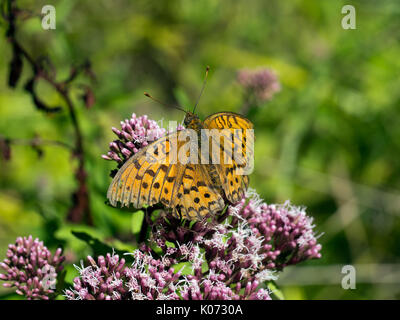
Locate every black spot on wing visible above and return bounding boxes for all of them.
[134,160,141,169]
[146,169,156,177]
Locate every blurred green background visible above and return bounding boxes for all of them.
[1,0,399,299]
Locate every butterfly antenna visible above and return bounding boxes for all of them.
[144,92,187,113]
[193,65,210,113]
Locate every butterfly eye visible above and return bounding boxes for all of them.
[184,116,191,126]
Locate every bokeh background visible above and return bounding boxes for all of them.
[1,0,399,299]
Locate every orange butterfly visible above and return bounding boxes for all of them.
[107,71,254,220]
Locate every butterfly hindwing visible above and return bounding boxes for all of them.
[203,112,254,203]
[172,164,225,220]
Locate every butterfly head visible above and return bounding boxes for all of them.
[184,111,202,130]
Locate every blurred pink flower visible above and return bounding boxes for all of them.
[237,68,281,102]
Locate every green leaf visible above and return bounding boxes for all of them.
[0,292,25,300]
[55,224,106,257]
[267,282,285,300]
[171,262,192,275]
[55,270,71,297]
[131,210,144,235]
[71,231,134,263]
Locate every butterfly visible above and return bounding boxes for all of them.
[107,110,254,220]
[107,69,254,220]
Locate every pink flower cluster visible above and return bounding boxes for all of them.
[65,248,271,300]
[232,194,322,268]
[0,236,65,300]
[150,189,321,292]
[102,113,167,165]
[180,274,271,300]
[64,250,182,300]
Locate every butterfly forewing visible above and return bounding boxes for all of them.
[107,128,225,220]
[107,131,178,208]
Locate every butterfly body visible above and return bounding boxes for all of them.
[183,111,203,131]
[183,112,224,194]
[107,111,254,220]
